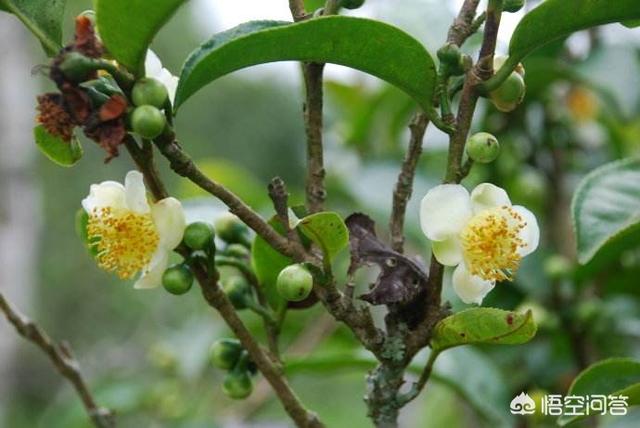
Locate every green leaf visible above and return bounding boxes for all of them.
[175,17,437,115]
[295,211,349,262]
[251,217,289,310]
[508,0,640,65]
[430,308,537,353]
[572,157,640,264]
[558,358,640,426]
[34,125,82,166]
[96,0,186,75]
[0,0,65,56]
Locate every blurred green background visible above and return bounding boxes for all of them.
[1,1,639,427]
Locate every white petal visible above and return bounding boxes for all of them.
[144,50,163,76]
[151,197,186,250]
[82,181,126,213]
[432,236,463,266]
[452,264,495,305]
[420,184,472,241]
[470,183,511,214]
[157,69,178,103]
[513,205,540,257]
[133,251,168,289]
[124,170,150,214]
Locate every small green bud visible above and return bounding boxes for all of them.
[130,105,166,139]
[340,0,366,10]
[466,132,500,163]
[437,43,462,65]
[222,371,253,399]
[503,0,525,13]
[183,221,215,251]
[276,264,313,302]
[209,338,243,370]
[222,276,252,310]
[132,77,169,108]
[214,213,249,245]
[490,71,525,112]
[162,264,194,295]
[59,52,99,82]
[225,243,250,259]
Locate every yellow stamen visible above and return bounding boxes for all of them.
[460,206,526,282]
[87,206,159,279]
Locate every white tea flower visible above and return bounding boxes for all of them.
[420,183,539,304]
[82,170,185,289]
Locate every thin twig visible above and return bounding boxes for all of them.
[447,0,481,45]
[124,136,168,200]
[398,350,440,405]
[302,62,326,213]
[389,113,429,253]
[268,177,298,243]
[189,262,324,428]
[290,2,327,214]
[0,293,115,428]
[289,0,308,21]
[153,133,311,263]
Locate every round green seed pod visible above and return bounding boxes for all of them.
[130,105,166,139]
[466,132,500,163]
[225,243,250,259]
[222,276,252,310]
[132,77,169,108]
[222,371,253,399]
[340,0,366,10]
[490,71,526,112]
[183,221,215,251]
[503,0,525,13]
[276,264,313,302]
[209,338,243,370]
[162,264,194,295]
[214,213,249,245]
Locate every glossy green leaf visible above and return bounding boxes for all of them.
[572,158,640,264]
[494,0,640,81]
[251,217,289,310]
[295,212,349,262]
[175,17,437,115]
[430,308,537,353]
[34,125,82,167]
[0,0,65,55]
[558,358,640,426]
[510,0,640,62]
[96,0,186,75]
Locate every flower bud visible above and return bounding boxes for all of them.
[222,276,252,310]
[489,71,525,112]
[503,0,525,13]
[209,338,243,370]
[466,132,500,163]
[130,105,166,139]
[276,264,313,302]
[437,43,462,66]
[132,77,169,108]
[183,221,215,251]
[162,264,194,295]
[222,371,253,399]
[340,0,366,10]
[59,52,99,82]
[214,213,249,245]
[225,243,250,259]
